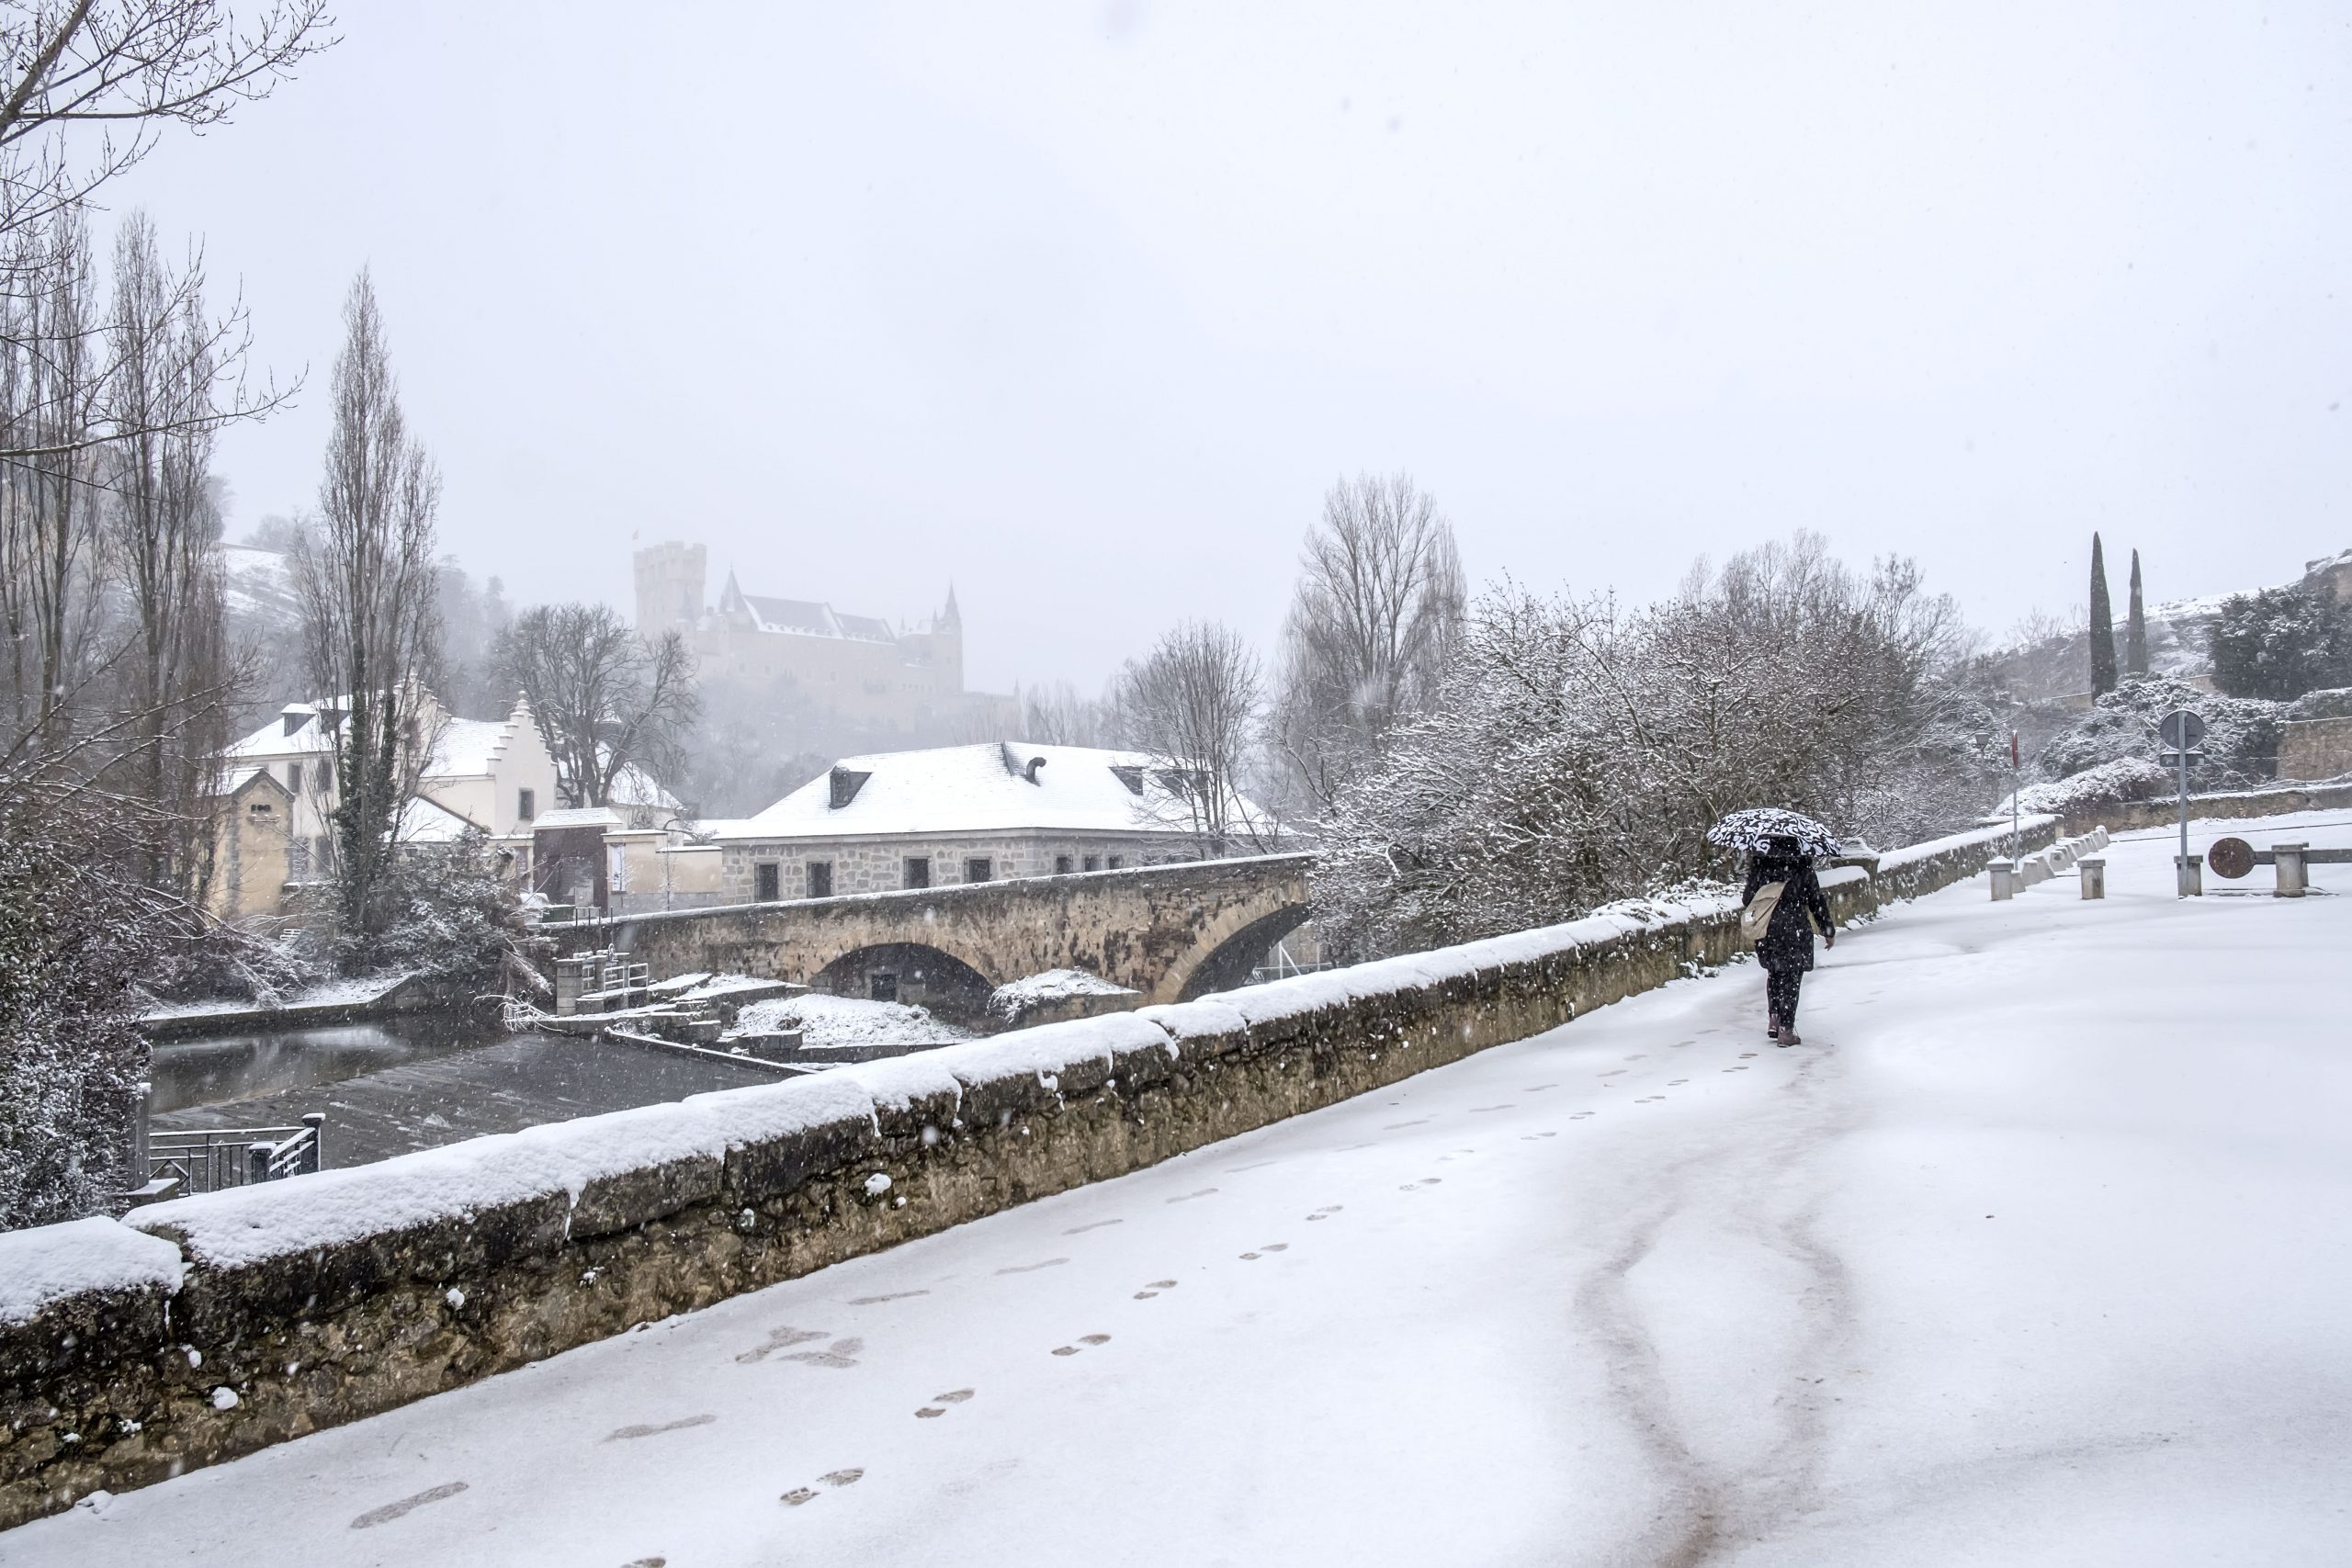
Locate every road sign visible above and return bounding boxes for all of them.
[2208,837,2256,880]
[2158,710,2207,750]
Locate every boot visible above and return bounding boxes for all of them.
[1779,1022,1802,1047]
[1766,1014,1782,1042]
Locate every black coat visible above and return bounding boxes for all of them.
[1743,851,1833,972]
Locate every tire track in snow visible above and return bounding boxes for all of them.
[1570,1021,1858,1566]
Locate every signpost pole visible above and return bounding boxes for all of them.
[2009,730,2020,859]
[2177,735,2189,893]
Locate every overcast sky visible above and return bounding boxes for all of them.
[104,1,2352,694]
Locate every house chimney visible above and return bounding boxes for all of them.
[1023,756,1047,784]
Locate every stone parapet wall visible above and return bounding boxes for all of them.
[2061,780,2352,836]
[719,832,1176,900]
[0,818,2049,1530]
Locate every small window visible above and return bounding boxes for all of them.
[754,862,780,901]
[1055,855,1074,875]
[285,761,302,795]
[807,861,833,898]
[288,839,310,877]
[902,856,932,889]
[1082,854,1100,872]
[248,801,273,818]
[1106,854,1125,870]
[607,844,628,893]
[965,857,992,884]
[517,787,536,821]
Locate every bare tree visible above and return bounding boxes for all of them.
[1272,470,1464,815]
[1111,618,1264,853]
[0,2,332,298]
[1017,678,1110,747]
[99,209,241,897]
[290,269,441,947]
[490,602,699,808]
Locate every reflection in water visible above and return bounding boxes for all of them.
[148,1016,503,1113]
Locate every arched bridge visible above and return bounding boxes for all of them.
[546,854,1315,1018]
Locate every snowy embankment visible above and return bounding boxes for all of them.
[727,995,978,1051]
[13,812,2349,1564]
[0,815,2054,1529]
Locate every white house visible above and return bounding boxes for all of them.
[713,740,1274,902]
[218,686,560,889]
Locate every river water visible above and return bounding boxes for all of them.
[148,1016,505,1113]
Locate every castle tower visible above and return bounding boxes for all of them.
[633,542,707,634]
[935,584,963,694]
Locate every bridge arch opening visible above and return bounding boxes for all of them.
[1173,904,1314,1002]
[813,942,998,1028]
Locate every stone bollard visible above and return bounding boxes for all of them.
[2079,858,2105,899]
[2021,855,2050,886]
[2274,842,2308,898]
[1989,859,2016,900]
[2175,854,2203,897]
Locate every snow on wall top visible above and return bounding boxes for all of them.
[721,741,1271,841]
[1876,814,2058,872]
[0,1216,185,1324]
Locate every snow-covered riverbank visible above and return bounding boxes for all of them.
[17,812,2349,1565]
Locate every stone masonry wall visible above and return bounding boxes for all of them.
[0,818,2057,1530]
[719,833,1181,901]
[2060,779,2352,836]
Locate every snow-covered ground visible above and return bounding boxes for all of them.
[19,814,2352,1564]
[728,993,978,1049]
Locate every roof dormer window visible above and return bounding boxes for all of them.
[829,766,871,809]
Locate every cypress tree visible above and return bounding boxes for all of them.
[2126,548,2149,677]
[2088,533,2119,697]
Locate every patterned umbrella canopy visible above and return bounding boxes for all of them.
[1706,807,1843,859]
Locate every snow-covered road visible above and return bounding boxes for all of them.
[16,816,2351,1566]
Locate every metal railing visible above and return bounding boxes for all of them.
[144,1113,324,1198]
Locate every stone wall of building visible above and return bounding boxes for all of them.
[2276,717,2352,783]
[719,831,1184,901]
[0,816,2061,1529]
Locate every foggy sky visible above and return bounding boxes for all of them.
[102,1,2352,695]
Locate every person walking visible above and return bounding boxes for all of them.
[1741,832,1835,1044]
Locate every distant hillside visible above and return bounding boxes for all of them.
[1985,547,2351,704]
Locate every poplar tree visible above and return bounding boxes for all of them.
[2126,549,2149,678]
[2088,533,2119,697]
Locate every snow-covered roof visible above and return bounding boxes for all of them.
[400,795,483,843]
[721,741,1270,842]
[430,716,518,776]
[533,807,624,831]
[718,573,911,646]
[605,759,684,812]
[209,764,291,798]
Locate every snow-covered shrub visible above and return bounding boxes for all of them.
[2037,676,2279,790]
[2208,586,2352,700]
[1315,536,1996,957]
[2286,686,2352,723]
[0,789,158,1228]
[2008,756,2171,816]
[337,833,548,1000]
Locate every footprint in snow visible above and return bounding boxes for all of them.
[1739,1053,1758,1060]
[737,1326,829,1364]
[605,1414,715,1441]
[1239,1244,1289,1259]
[1166,1189,1217,1204]
[349,1482,468,1530]
[1668,1079,1689,1086]
[1522,1084,1558,1091]
[996,1258,1069,1275]
[1051,1334,1113,1357]
[1469,1105,1514,1113]
[1382,1119,1430,1130]
[1135,1278,1180,1298]
[781,1469,865,1506]
[915,1389,975,1417]
[1599,1069,1627,1077]
[1306,1205,1342,1221]
[1399,1178,1442,1190]
[777,1337,863,1370]
[847,1291,928,1305]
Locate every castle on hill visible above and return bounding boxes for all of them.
[632,541,1012,737]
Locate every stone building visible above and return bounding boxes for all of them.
[713,741,1272,902]
[632,540,1012,735]
[205,767,296,921]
